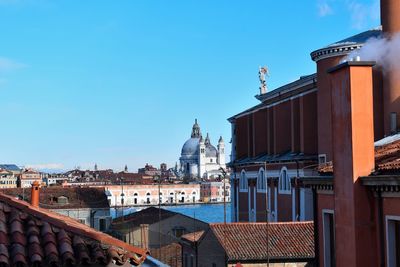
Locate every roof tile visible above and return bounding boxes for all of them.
[0,192,148,266]
[210,222,314,261]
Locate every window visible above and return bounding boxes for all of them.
[319,154,327,165]
[323,210,335,267]
[146,192,151,204]
[387,216,400,266]
[278,167,291,194]
[239,170,248,191]
[173,227,186,238]
[78,219,86,225]
[99,218,107,231]
[190,255,194,267]
[256,168,267,191]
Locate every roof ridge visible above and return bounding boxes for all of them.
[0,192,148,262]
[210,221,313,226]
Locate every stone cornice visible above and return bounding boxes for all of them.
[310,44,362,62]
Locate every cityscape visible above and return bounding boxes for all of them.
[1,0,400,267]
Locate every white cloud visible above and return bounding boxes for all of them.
[0,57,26,72]
[318,1,334,17]
[346,0,380,29]
[26,163,65,170]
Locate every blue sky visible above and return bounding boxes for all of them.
[0,0,379,172]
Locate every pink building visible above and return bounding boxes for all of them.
[200,179,230,203]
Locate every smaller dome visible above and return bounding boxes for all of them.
[205,144,218,157]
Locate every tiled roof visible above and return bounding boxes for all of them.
[181,230,205,243]
[319,138,400,174]
[1,187,110,209]
[112,207,177,226]
[0,192,148,267]
[0,165,21,172]
[210,222,314,261]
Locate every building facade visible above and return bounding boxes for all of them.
[180,119,226,179]
[200,179,230,203]
[0,169,17,188]
[228,25,388,224]
[104,183,201,206]
[19,169,42,188]
[228,73,319,223]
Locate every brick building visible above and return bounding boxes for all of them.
[228,1,395,225]
[229,0,400,266]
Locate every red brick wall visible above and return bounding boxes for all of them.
[267,108,274,155]
[254,109,268,156]
[275,101,291,154]
[238,192,249,222]
[373,68,384,141]
[235,116,249,159]
[291,98,301,153]
[317,56,343,161]
[256,192,267,222]
[248,114,254,157]
[301,91,318,155]
[277,193,292,222]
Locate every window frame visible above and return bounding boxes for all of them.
[322,209,335,267]
[256,167,267,192]
[386,215,400,267]
[239,170,248,192]
[278,167,291,194]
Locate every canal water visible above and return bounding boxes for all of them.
[111,203,232,223]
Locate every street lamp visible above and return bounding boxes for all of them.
[120,177,125,221]
[219,167,227,224]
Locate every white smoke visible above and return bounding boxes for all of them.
[347,32,400,73]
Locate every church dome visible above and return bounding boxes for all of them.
[205,144,218,157]
[181,138,200,156]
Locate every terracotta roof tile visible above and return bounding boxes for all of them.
[210,222,314,261]
[1,187,110,209]
[181,230,205,243]
[0,192,148,266]
[319,139,400,174]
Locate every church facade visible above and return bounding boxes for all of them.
[180,120,226,179]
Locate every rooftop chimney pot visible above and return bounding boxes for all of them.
[31,181,40,208]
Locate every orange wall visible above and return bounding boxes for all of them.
[317,56,343,161]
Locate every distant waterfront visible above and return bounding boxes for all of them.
[111,203,232,223]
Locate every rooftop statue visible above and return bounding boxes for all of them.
[259,66,269,94]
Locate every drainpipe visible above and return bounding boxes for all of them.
[312,188,319,266]
[377,190,385,267]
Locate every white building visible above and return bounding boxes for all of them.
[180,119,226,179]
[104,184,201,206]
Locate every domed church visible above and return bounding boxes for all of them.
[180,119,226,179]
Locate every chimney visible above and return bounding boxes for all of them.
[328,61,378,266]
[31,181,40,208]
[140,224,149,250]
[381,0,400,35]
[380,0,400,136]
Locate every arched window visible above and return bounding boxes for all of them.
[239,170,248,191]
[257,168,266,191]
[278,167,291,194]
[146,192,151,204]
